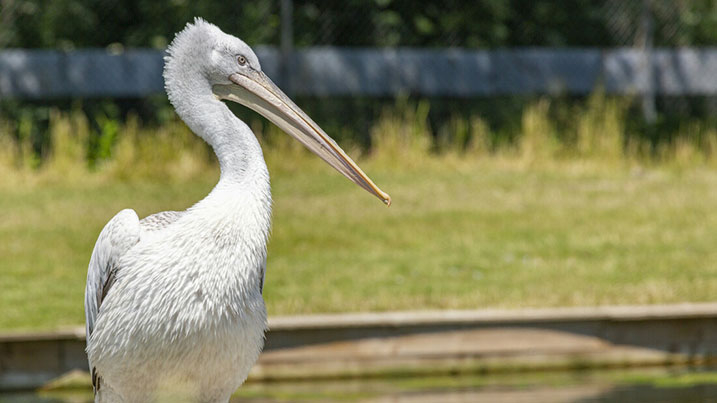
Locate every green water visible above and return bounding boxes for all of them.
[3,368,717,402]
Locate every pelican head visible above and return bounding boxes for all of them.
[165,18,390,206]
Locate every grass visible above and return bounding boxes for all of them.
[1,95,717,331]
[261,160,717,314]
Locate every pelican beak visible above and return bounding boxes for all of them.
[212,71,391,206]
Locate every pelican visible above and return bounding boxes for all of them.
[84,18,390,402]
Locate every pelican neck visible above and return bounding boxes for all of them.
[169,82,265,183]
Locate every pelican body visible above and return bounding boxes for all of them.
[84,19,389,402]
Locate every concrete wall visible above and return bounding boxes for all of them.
[2,304,717,390]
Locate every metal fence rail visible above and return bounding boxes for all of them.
[1,47,716,99]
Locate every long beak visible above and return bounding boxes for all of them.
[213,70,391,206]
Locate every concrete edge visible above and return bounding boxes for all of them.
[0,327,84,343]
[2,303,717,341]
[267,303,717,330]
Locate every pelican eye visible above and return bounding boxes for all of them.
[237,55,247,66]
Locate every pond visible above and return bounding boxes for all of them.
[2,367,717,402]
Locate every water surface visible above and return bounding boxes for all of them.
[2,367,716,402]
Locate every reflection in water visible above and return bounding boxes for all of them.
[2,368,717,402]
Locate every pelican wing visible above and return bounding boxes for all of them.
[84,209,141,340]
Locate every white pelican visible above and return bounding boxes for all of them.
[84,18,390,402]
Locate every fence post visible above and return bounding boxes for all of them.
[280,0,294,96]
[639,0,656,124]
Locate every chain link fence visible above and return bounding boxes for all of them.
[279,0,716,129]
[284,0,715,48]
[0,0,716,147]
[1,0,714,49]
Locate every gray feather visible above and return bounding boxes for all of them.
[140,210,183,231]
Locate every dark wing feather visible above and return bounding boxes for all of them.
[259,256,266,294]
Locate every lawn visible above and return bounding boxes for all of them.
[2,156,716,331]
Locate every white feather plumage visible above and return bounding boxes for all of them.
[85,19,272,402]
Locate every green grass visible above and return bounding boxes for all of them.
[269,160,717,312]
[2,158,717,330]
[1,96,717,331]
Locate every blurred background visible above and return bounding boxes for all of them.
[2,0,717,401]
